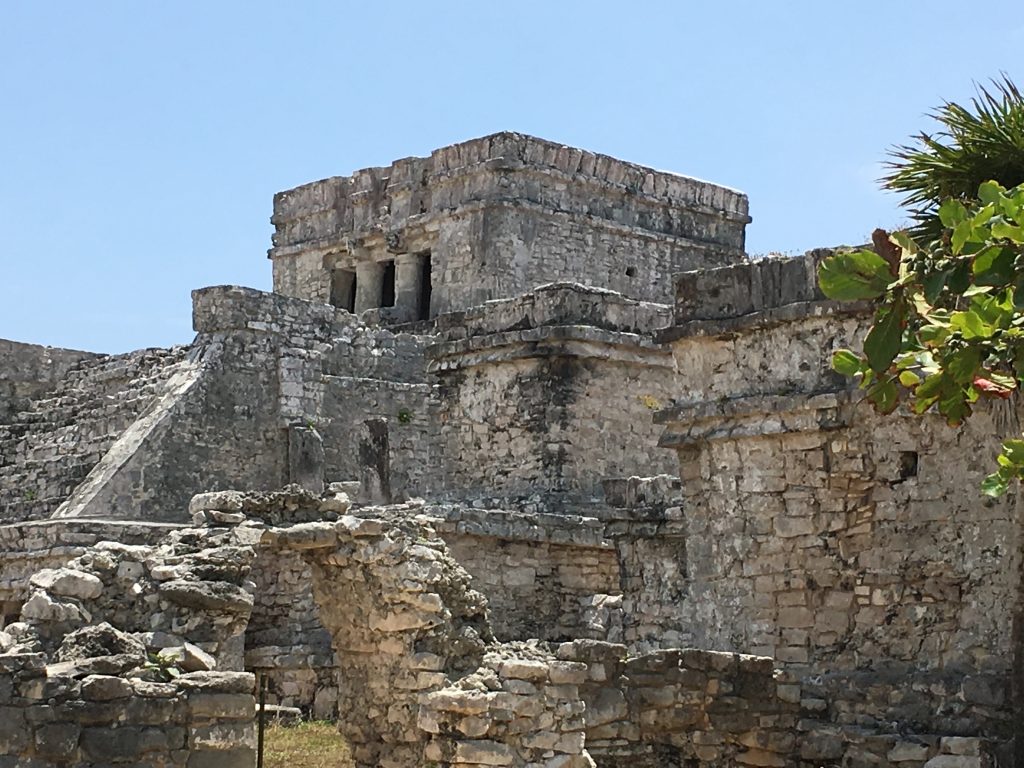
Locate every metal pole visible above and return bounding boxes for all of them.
[257,672,267,768]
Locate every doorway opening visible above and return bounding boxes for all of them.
[330,269,357,313]
[417,252,432,321]
[381,260,396,308]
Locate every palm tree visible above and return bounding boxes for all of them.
[882,76,1024,239]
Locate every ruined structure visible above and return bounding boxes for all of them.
[0,133,1017,766]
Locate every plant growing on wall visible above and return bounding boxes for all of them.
[818,78,1024,495]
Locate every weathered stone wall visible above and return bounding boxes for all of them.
[601,476,689,652]
[243,543,336,716]
[269,132,749,315]
[0,505,263,767]
[47,287,319,522]
[0,346,189,522]
[0,656,256,768]
[428,284,677,507]
[558,640,800,767]
[0,339,97,422]
[429,506,622,642]
[657,253,1021,746]
[4,280,682,524]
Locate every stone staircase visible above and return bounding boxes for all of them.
[0,346,190,522]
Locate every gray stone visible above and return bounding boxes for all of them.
[57,622,146,663]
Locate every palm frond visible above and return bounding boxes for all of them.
[881,75,1024,239]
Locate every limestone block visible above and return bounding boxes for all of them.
[81,674,134,701]
[336,515,389,537]
[273,522,338,549]
[57,622,146,662]
[34,722,81,760]
[159,580,254,613]
[923,758,985,768]
[0,706,29,753]
[20,590,90,624]
[454,739,514,765]
[29,567,103,599]
[888,742,933,762]
[189,491,247,514]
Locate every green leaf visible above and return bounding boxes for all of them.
[988,371,1018,389]
[947,347,982,384]
[939,198,969,227]
[978,180,1007,205]
[992,219,1024,243]
[952,220,975,253]
[950,309,994,339]
[916,372,946,400]
[972,246,1016,285]
[898,370,921,387]
[866,378,899,414]
[922,270,948,304]
[864,303,905,373]
[938,384,972,425]
[963,284,994,296]
[890,230,919,253]
[817,250,892,301]
[982,471,1010,497]
[831,349,863,377]
[947,260,972,294]
[1002,438,1024,465]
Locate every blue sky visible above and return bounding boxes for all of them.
[2,2,1022,353]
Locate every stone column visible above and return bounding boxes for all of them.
[393,253,426,323]
[354,261,385,314]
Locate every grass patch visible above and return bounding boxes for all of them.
[263,720,354,768]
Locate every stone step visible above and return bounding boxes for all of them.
[0,345,189,523]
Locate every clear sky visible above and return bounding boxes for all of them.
[2,2,1022,353]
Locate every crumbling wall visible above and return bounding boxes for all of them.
[243,543,336,716]
[0,508,262,767]
[321,311,436,499]
[0,519,178,628]
[559,640,800,767]
[601,476,689,652]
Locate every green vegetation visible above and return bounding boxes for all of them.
[882,76,1024,239]
[819,78,1024,495]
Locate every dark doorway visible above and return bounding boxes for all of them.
[417,252,432,321]
[381,260,396,308]
[330,269,357,313]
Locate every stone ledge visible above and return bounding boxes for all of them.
[426,325,672,372]
[656,390,855,447]
[656,299,870,343]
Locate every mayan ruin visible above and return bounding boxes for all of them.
[0,132,1017,767]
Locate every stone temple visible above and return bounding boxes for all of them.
[0,133,1017,767]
